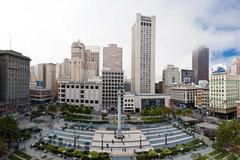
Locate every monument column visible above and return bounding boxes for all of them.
[117,90,122,138]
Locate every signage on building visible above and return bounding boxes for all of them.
[36,81,44,87]
[212,64,226,74]
[183,77,191,83]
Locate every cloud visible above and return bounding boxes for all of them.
[0,0,239,81]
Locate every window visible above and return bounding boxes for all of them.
[95,86,99,89]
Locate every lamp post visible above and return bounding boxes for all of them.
[139,135,142,149]
[74,131,80,149]
[101,133,104,150]
[165,131,167,145]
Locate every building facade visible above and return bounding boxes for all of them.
[192,46,209,84]
[30,88,52,105]
[155,81,163,94]
[0,50,31,115]
[181,69,195,84]
[56,58,71,81]
[209,73,239,119]
[131,13,155,94]
[123,93,170,113]
[170,84,197,108]
[102,70,124,111]
[58,80,102,111]
[162,65,180,94]
[103,44,122,71]
[38,63,57,98]
[195,88,209,109]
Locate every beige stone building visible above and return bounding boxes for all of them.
[103,44,122,71]
[162,64,180,94]
[70,40,99,82]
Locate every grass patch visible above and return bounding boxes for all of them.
[8,154,23,160]
[13,150,32,160]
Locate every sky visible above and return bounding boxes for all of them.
[0,0,240,81]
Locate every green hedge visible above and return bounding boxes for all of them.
[33,142,110,160]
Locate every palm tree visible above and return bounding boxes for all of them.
[182,108,193,117]
[0,116,20,150]
[0,138,6,156]
[175,109,182,119]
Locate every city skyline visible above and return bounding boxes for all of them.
[0,0,240,81]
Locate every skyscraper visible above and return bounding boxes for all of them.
[38,63,57,98]
[102,44,124,111]
[103,44,122,71]
[231,56,240,75]
[131,13,155,94]
[162,65,180,94]
[0,50,31,115]
[192,46,209,84]
[70,40,99,81]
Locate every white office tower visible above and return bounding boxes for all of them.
[162,65,180,94]
[131,13,156,94]
[70,40,99,82]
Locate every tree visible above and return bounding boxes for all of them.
[216,119,240,151]
[182,108,193,116]
[0,138,6,156]
[48,105,57,114]
[0,116,20,150]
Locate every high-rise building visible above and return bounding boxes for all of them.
[103,44,122,71]
[181,69,195,84]
[192,46,209,84]
[0,50,31,115]
[209,73,239,119]
[37,63,57,98]
[70,40,99,81]
[231,56,240,75]
[102,70,124,111]
[56,58,71,81]
[86,46,100,77]
[131,13,155,94]
[162,65,180,94]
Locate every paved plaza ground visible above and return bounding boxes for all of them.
[17,118,213,159]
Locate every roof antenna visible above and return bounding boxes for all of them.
[10,35,12,50]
